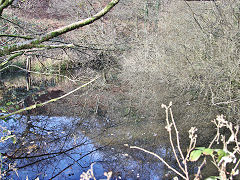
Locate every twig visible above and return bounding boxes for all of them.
[0,34,33,39]
[183,0,206,35]
[194,159,206,180]
[162,103,186,175]
[130,146,187,179]
[50,147,103,180]
[169,105,189,179]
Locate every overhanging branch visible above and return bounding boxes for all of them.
[0,0,14,16]
[0,0,119,57]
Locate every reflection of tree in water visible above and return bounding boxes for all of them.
[97,144,197,179]
[0,110,197,179]
[1,115,107,179]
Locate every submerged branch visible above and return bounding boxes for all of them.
[0,76,100,120]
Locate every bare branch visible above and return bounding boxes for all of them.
[0,0,119,57]
[0,34,33,39]
[0,51,23,67]
[130,146,187,179]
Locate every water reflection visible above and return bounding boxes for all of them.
[0,114,192,179]
[0,115,105,179]
[0,72,224,179]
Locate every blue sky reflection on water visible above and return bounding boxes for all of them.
[0,115,175,180]
[0,115,106,179]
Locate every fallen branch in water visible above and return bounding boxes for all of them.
[0,76,100,120]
